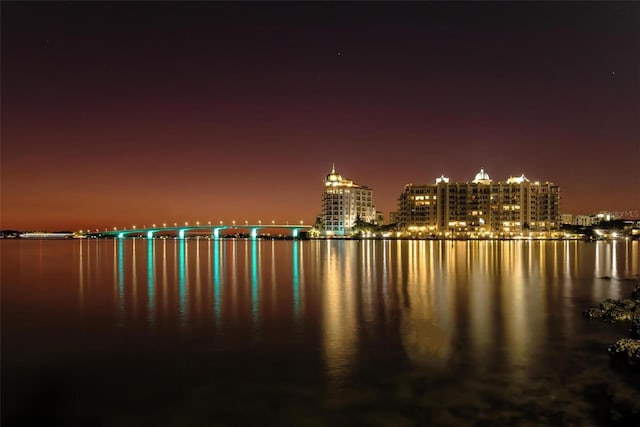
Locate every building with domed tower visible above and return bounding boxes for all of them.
[398,168,561,237]
[320,165,376,236]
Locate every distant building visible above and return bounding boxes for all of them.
[572,211,617,226]
[398,169,561,236]
[389,211,399,225]
[321,165,376,236]
[561,214,574,225]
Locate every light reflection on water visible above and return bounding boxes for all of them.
[2,239,639,425]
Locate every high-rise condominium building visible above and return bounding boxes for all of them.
[398,169,560,235]
[321,165,376,236]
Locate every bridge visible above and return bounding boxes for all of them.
[89,223,313,239]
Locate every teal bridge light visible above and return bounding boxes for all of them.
[94,223,311,240]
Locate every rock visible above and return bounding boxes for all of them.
[586,288,640,324]
[583,308,605,319]
[619,298,638,310]
[605,308,634,322]
[600,299,618,311]
[608,339,640,366]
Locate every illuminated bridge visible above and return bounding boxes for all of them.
[90,223,312,239]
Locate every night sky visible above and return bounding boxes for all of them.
[2,1,639,231]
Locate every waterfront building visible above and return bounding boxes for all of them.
[572,211,617,226]
[398,169,561,236]
[561,214,574,225]
[389,211,399,225]
[321,165,376,236]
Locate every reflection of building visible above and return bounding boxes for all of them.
[398,169,561,235]
[321,165,376,236]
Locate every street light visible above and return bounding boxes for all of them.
[196,221,200,226]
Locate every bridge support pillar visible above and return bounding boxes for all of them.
[213,228,220,240]
[250,228,258,240]
[178,229,186,239]
[118,232,124,239]
[147,231,154,239]
[292,229,299,239]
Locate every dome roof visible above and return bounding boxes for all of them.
[435,174,449,184]
[325,164,343,184]
[327,164,340,180]
[506,174,529,184]
[472,168,491,183]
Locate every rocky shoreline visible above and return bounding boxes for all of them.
[584,282,640,367]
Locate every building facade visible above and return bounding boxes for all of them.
[321,165,376,236]
[569,212,617,226]
[398,169,561,236]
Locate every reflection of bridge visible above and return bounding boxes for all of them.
[92,224,312,239]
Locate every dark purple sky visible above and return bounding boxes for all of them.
[2,1,639,230]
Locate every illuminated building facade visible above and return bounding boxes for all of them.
[321,165,376,236]
[398,169,561,236]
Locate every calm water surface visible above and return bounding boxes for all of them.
[2,239,640,426]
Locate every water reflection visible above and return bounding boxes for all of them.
[147,239,155,326]
[251,240,258,325]
[292,241,300,316]
[7,238,640,427]
[322,242,358,385]
[118,239,124,325]
[71,239,639,381]
[162,240,168,324]
[399,241,451,368]
[213,240,221,327]
[195,240,202,325]
[179,239,186,326]
[131,240,138,321]
[78,239,85,312]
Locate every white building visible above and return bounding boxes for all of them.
[398,168,561,235]
[573,211,617,226]
[321,165,376,236]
